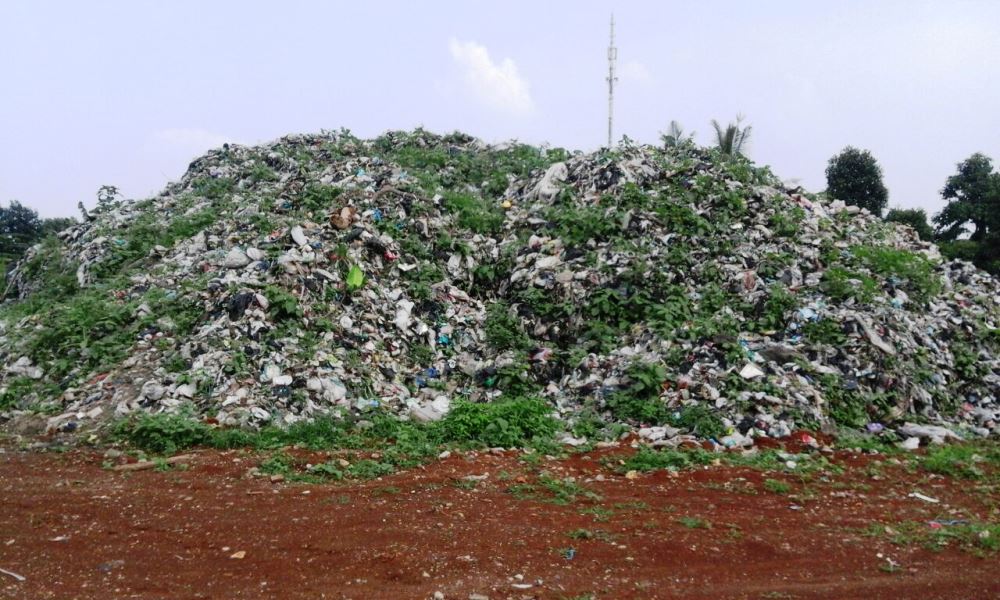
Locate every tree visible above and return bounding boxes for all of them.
[885,208,933,241]
[825,147,888,216]
[0,201,76,263]
[933,153,1000,274]
[933,153,1000,242]
[661,121,694,147]
[710,115,751,157]
[0,201,42,258]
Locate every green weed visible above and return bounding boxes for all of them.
[438,397,557,448]
[763,478,791,494]
[677,516,711,529]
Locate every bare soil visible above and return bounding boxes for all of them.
[1,442,997,600]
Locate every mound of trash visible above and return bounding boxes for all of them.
[2,129,998,445]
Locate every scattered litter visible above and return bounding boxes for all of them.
[908,491,940,504]
[111,454,196,472]
[0,568,25,582]
[929,519,968,529]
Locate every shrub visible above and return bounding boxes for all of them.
[115,413,212,454]
[484,303,531,351]
[885,208,933,241]
[546,205,620,245]
[821,267,877,303]
[441,192,504,235]
[851,246,940,302]
[605,362,670,423]
[671,404,726,439]
[437,397,558,447]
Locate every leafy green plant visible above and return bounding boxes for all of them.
[605,362,670,423]
[822,267,877,303]
[346,264,365,292]
[508,476,601,505]
[484,303,531,351]
[264,285,302,321]
[546,205,620,245]
[920,444,999,480]
[192,177,234,200]
[249,163,279,183]
[801,318,847,346]
[300,183,343,211]
[114,412,212,454]
[438,397,558,448]
[24,289,135,379]
[851,246,940,303]
[441,192,504,235]
[0,377,39,410]
[754,285,797,332]
[769,206,805,237]
[671,404,726,439]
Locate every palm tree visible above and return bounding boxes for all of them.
[711,115,752,157]
[661,120,693,147]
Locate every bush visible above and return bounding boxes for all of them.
[437,397,558,447]
[852,245,940,302]
[671,404,726,439]
[605,362,670,424]
[115,413,212,454]
[821,267,877,303]
[484,303,531,351]
[885,208,933,241]
[546,205,621,245]
[441,192,504,235]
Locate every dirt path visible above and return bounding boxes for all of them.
[1,444,997,600]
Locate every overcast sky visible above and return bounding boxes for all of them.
[2,0,999,218]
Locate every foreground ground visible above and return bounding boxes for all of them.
[1,439,998,600]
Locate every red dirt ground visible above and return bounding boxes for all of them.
[1,443,997,600]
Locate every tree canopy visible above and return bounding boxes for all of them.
[0,201,75,264]
[933,153,1000,242]
[825,147,889,216]
[933,153,1000,274]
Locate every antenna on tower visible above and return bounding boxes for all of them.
[606,14,618,148]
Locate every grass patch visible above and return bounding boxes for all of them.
[616,447,715,473]
[509,475,601,505]
[870,520,1000,556]
[763,478,791,494]
[920,444,1000,481]
[677,516,712,529]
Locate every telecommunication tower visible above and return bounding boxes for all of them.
[606,14,618,147]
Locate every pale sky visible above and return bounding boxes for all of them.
[2,0,999,218]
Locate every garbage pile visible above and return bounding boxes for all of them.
[1,129,998,445]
